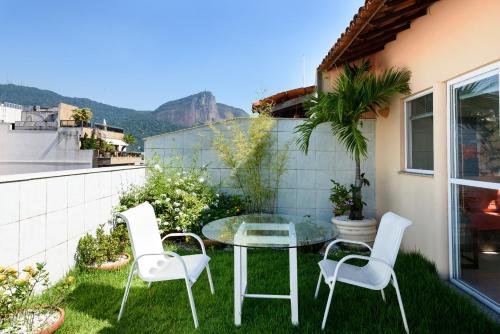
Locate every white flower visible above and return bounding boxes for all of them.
[198,177,205,183]
[166,197,171,202]
[216,193,220,197]
[174,216,178,220]
[173,202,180,207]
[175,189,182,195]
[176,172,181,176]
[154,200,161,205]
[153,164,163,172]
[174,208,180,212]
[191,192,196,196]
[203,205,210,210]
[175,226,181,231]
[182,171,187,175]
[167,178,172,182]
[179,211,184,216]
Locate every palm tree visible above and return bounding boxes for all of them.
[295,59,411,220]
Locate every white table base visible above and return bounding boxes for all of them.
[234,245,299,326]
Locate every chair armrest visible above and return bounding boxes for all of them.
[332,254,394,283]
[162,232,207,255]
[323,239,373,260]
[133,251,190,280]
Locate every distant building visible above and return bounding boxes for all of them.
[0,102,23,124]
[0,102,142,175]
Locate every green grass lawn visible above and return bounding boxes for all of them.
[56,248,499,333]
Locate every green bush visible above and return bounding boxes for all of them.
[75,224,128,267]
[115,156,244,234]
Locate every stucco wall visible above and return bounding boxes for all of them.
[0,123,94,175]
[322,0,500,276]
[0,166,146,283]
[144,118,376,221]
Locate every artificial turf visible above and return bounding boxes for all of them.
[55,248,499,333]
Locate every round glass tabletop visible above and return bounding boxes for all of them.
[202,213,338,248]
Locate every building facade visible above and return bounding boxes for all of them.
[318,0,500,312]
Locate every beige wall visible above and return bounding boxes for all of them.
[58,103,78,121]
[322,0,500,277]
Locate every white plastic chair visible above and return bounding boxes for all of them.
[117,202,214,328]
[316,212,412,332]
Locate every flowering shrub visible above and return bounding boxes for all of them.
[116,157,243,234]
[0,263,74,332]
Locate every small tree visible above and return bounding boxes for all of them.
[71,108,93,126]
[295,59,411,220]
[123,133,136,145]
[211,103,289,213]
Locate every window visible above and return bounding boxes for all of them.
[405,91,434,172]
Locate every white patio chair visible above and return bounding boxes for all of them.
[315,212,412,333]
[117,201,214,328]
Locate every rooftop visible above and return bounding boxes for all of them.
[318,0,437,71]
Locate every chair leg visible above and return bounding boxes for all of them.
[118,265,135,321]
[381,288,386,303]
[321,281,336,330]
[392,274,409,334]
[206,264,215,294]
[185,279,199,328]
[314,272,322,299]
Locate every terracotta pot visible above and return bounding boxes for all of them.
[36,307,65,334]
[331,215,377,250]
[92,253,130,270]
[203,239,226,250]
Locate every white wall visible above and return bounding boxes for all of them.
[144,118,376,221]
[0,123,94,175]
[0,166,146,283]
[0,103,22,124]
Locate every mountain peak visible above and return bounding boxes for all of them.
[152,91,246,127]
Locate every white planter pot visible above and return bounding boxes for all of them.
[331,215,377,248]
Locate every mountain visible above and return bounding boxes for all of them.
[152,91,246,127]
[0,84,247,151]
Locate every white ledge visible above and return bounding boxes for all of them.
[0,165,146,184]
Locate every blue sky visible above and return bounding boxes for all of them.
[0,0,362,112]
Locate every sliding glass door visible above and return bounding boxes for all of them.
[449,63,500,312]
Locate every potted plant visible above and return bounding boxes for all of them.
[295,59,410,244]
[329,178,377,247]
[0,263,75,334]
[75,224,130,270]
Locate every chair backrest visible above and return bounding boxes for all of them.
[368,212,412,287]
[118,202,164,276]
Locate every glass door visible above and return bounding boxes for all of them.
[449,63,500,312]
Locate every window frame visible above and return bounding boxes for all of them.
[447,61,500,313]
[404,89,435,174]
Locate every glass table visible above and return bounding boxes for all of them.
[202,213,338,326]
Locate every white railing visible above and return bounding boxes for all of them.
[1,102,23,110]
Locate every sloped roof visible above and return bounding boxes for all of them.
[318,0,437,71]
[252,86,316,113]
